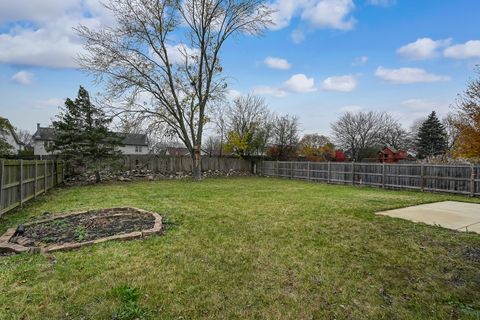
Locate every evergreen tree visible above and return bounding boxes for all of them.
[416,111,448,158]
[51,86,123,182]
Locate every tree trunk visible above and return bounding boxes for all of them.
[95,170,101,183]
[192,145,202,181]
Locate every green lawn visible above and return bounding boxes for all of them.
[1,177,479,319]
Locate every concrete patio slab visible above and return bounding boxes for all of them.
[376,201,480,233]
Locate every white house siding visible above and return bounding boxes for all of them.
[33,141,148,156]
[33,140,56,156]
[118,145,149,155]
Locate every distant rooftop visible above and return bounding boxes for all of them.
[32,125,148,146]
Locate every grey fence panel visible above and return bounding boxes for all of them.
[259,161,480,197]
[121,155,252,173]
[0,160,64,217]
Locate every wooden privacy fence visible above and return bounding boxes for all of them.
[0,160,64,217]
[122,155,252,173]
[259,161,480,197]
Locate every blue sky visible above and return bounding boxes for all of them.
[1,0,479,136]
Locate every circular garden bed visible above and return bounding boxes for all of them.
[0,207,162,254]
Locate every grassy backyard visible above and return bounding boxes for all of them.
[0,177,479,319]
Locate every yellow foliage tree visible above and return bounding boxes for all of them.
[298,134,335,161]
[224,131,251,158]
[452,69,480,161]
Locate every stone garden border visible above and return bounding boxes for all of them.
[0,207,162,254]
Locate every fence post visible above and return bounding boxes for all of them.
[19,159,23,207]
[0,160,4,215]
[290,162,294,179]
[34,160,38,198]
[420,163,425,192]
[51,160,55,186]
[276,161,279,176]
[351,161,355,185]
[327,161,331,183]
[382,163,386,188]
[44,161,48,193]
[307,162,310,181]
[471,164,476,197]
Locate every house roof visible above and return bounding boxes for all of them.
[32,127,148,146]
[115,133,148,146]
[33,127,56,141]
[379,145,398,154]
[0,117,22,145]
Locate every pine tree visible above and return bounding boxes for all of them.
[51,86,123,182]
[416,111,448,158]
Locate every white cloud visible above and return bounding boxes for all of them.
[301,0,356,30]
[33,98,64,109]
[0,27,86,68]
[397,38,452,60]
[321,75,357,92]
[367,0,396,6]
[284,74,317,93]
[253,73,317,97]
[253,86,288,97]
[401,99,449,113]
[401,99,436,111]
[375,66,450,84]
[0,0,79,24]
[444,40,480,59]
[268,0,304,31]
[290,29,306,44]
[226,89,242,100]
[268,0,356,32]
[264,56,291,70]
[164,44,199,65]
[352,56,368,66]
[0,1,113,68]
[11,70,33,85]
[340,105,362,113]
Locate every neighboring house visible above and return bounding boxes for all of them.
[377,146,409,163]
[333,150,347,162]
[115,132,149,155]
[164,147,191,157]
[32,124,149,156]
[0,117,23,154]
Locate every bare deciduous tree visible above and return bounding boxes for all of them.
[270,114,299,160]
[76,0,272,179]
[443,114,460,153]
[224,94,273,158]
[210,101,228,157]
[202,135,223,157]
[16,129,34,147]
[331,111,397,161]
[114,110,174,153]
[383,121,411,150]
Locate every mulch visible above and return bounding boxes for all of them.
[17,210,155,245]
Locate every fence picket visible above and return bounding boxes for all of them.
[259,161,479,197]
[0,160,64,217]
[0,160,4,215]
